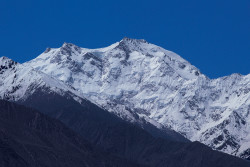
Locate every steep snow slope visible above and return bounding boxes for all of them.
[0,56,186,143]
[24,38,250,159]
[0,56,83,103]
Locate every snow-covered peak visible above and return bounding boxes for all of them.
[25,38,204,93]
[24,39,207,123]
[22,38,250,159]
[0,57,19,77]
[0,56,18,68]
[0,55,85,103]
[115,37,186,61]
[62,42,77,48]
[120,37,148,45]
[60,42,81,55]
[1,38,250,159]
[28,38,202,80]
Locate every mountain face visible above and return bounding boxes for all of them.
[18,87,188,143]
[0,99,144,167]
[22,38,250,159]
[0,56,186,143]
[0,38,249,160]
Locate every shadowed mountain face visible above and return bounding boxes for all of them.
[18,87,188,143]
[16,91,250,167]
[0,100,143,167]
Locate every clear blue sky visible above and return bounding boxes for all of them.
[0,0,249,78]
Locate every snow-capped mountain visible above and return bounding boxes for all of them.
[0,55,186,144]
[25,38,204,123]
[2,38,250,159]
[0,56,84,103]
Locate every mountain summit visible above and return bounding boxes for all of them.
[2,38,250,160]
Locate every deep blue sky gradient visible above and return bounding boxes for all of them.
[0,0,249,78]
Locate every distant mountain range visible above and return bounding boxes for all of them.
[0,38,249,166]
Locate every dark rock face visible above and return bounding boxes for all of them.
[0,57,17,74]
[16,90,250,167]
[18,87,188,143]
[240,149,250,160]
[0,100,142,167]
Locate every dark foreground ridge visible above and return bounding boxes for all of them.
[12,89,250,167]
[0,100,143,167]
